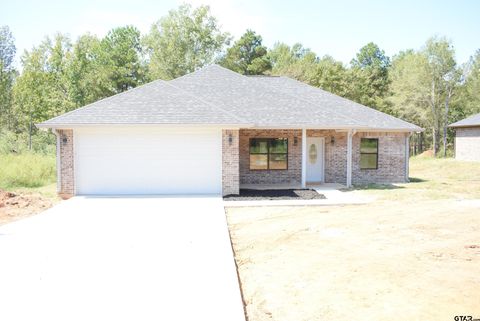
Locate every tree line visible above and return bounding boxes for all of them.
[0,4,479,156]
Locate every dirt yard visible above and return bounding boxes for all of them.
[226,157,480,321]
[0,189,57,225]
[226,200,480,320]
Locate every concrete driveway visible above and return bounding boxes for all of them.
[0,196,245,321]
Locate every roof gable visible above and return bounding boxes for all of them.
[449,112,480,127]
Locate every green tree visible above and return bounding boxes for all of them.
[100,26,147,93]
[12,34,74,149]
[424,37,458,157]
[349,42,391,111]
[390,37,459,156]
[0,26,17,130]
[457,50,480,116]
[219,29,270,75]
[68,33,108,106]
[144,4,230,80]
[309,55,349,97]
[269,42,317,81]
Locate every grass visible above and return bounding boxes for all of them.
[351,155,480,201]
[0,153,56,190]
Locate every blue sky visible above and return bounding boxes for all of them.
[2,0,479,66]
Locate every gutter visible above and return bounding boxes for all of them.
[36,123,256,130]
[36,122,423,132]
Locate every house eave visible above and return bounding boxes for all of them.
[35,122,255,130]
[248,125,423,132]
[448,124,480,128]
[36,122,423,133]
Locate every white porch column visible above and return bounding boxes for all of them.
[346,129,354,187]
[301,128,307,188]
[405,133,411,182]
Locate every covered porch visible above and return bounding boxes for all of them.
[239,128,356,189]
[221,128,410,196]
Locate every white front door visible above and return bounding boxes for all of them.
[306,137,324,183]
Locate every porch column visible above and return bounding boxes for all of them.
[405,133,411,182]
[346,129,354,188]
[301,128,307,188]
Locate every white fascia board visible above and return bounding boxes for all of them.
[35,123,254,129]
[251,126,421,133]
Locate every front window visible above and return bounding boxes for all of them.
[249,138,288,170]
[360,138,378,169]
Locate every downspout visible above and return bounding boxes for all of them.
[54,130,61,193]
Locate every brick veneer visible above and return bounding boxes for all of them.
[56,128,409,197]
[56,129,74,199]
[236,129,408,186]
[239,129,302,185]
[352,132,408,184]
[222,129,240,195]
[455,127,480,161]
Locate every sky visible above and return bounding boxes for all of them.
[1,0,479,66]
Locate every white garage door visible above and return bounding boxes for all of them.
[74,127,222,195]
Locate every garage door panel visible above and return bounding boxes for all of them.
[74,127,222,195]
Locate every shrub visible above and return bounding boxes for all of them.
[0,129,56,154]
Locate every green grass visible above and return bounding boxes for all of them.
[0,153,56,190]
[353,156,480,201]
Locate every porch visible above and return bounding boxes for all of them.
[222,128,410,196]
[238,129,354,189]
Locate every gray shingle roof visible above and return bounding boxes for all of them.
[247,75,422,131]
[449,112,480,127]
[38,64,421,131]
[37,79,247,126]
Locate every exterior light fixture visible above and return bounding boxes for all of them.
[228,133,233,145]
[330,136,335,145]
[62,135,68,144]
[293,136,298,146]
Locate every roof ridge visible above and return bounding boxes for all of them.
[163,78,251,125]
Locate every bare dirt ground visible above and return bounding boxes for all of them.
[0,189,57,225]
[226,199,480,321]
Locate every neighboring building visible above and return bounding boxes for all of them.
[449,113,480,162]
[37,65,422,198]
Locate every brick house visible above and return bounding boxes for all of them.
[450,113,480,162]
[37,65,422,198]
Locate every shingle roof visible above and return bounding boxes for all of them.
[247,75,422,131]
[37,79,247,126]
[449,112,480,127]
[37,64,422,131]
